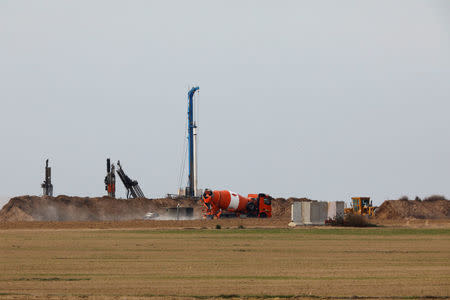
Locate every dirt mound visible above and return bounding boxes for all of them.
[0,205,34,222]
[0,195,297,222]
[0,195,201,222]
[375,197,450,220]
[2,194,448,223]
[272,197,311,219]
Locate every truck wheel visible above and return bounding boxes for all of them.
[259,213,267,218]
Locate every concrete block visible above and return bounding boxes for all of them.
[308,201,328,225]
[291,202,302,224]
[336,201,345,218]
[328,201,345,220]
[327,202,337,219]
[319,202,328,224]
[301,201,312,225]
[309,202,319,224]
[290,201,328,226]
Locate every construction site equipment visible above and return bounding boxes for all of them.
[166,205,194,220]
[345,197,376,217]
[104,158,116,198]
[178,86,201,198]
[202,189,272,219]
[116,160,145,199]
[41,159,53,196]
[187,86,200,197]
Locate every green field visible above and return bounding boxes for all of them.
[1,227,449,299]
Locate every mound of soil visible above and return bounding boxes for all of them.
[0,195,201,222]
[375,198,450,220]
[2,194,448,223]
[0,195,298,222]
[271,197,311,219]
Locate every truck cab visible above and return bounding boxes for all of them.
[247,193,272,218]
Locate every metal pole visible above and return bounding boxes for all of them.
[193,126,198,197]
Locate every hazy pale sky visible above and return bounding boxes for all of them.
[1,0,449,206]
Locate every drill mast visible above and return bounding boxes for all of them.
[104,158,116,198]
[116,160,145,199]
[41,159,53,196]
[187,86,199,197]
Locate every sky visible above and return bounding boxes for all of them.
[0,0,449,207]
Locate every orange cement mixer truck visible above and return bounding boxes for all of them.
[202,189,272,219]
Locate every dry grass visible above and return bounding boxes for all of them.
[0,227,449,299]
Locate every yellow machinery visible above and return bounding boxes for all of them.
[345,197,376,217]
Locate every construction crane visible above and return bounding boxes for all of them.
[104,158,116,198]
[41,159,53,196]
[116,160,145,199]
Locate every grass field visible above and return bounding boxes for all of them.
[1,227,449,299]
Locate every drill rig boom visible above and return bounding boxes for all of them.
[116,160,145,199]
[104,158,116,198]
[41,159,53,196]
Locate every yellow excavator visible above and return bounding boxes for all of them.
[345,197,376,217]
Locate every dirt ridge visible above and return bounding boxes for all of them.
[0,195,307,222]
[1,195,449,222]
[375,198,450,220]
[0,195,200,222]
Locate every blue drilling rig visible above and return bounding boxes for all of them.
[186,86,200,197]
